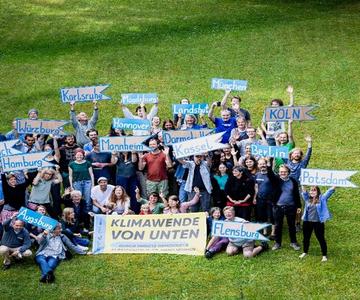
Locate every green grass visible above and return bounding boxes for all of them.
[0,0,360,299]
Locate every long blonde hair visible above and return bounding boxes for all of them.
[62,207,75,224]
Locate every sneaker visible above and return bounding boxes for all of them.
[321,256,328,262]
[40,275,47,283]
[290,243,301,251]
[78,245,89,251]
[299,253,307,259]
[272,243,281,251]
[261,241,269,251]
[205,250,215,259]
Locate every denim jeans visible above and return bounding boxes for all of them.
[73,180,92,213]
[35,255,60,276]
[178,181,188,204]
[188,190,211,212]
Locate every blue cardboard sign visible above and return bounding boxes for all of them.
[162,129,213,145]
[16,119,69,136]
[211,220,269,241]
[264,106,316,122]
[99,136,152,152]
[251,144,289,159]
[112,118,151,131]
[172,104,209,115]
[121,93,158,105]
[60,84,111,103]
[0,151,54,172]
[17,207,58,231]
[0,140,22,157]
[211,78,248,91]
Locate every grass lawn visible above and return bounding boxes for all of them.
[0,0,360,299]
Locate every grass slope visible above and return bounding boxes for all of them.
[0,0,359,299]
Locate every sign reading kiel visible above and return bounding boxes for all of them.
[265,106,316,122]
[0,152,54,172]
[99,136,152,152]
[121,93,158,105]
[0,140,22,157]
[212,220,269,241]
[172,104,209,115]
[16,119,68,136]
[60,84,111,103]
[163,129,213,145]
[17,207,58,231]
[300,169,358,188]
[211,78,248,91]
[251,144,289,159]
[173,132,226,159]
[112,118,151,131]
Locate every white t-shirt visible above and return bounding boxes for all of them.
[90,184,115,206]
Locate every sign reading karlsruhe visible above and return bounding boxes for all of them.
[251,144,289,159]
[60,84,111,103]
[121,93,158,105]
[300,169,358,188]
[16,119,68,136]
[264,106,316,122]
[172,104,209,115]
[212,220,269,241]
[99,136,152,152]
[211,78,248,91]
[112,118,151,131]
[17,207,58,231]
[92,213,207,255]
[0,152,54,172]
[0,140,22,157]
[173,132,226,159]
[162,129,213,145]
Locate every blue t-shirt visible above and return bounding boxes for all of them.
[255,172,274,202]
[214,117,237,143]
[277,179,295,206]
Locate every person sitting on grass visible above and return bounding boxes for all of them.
[106,186,132,215]
[299,186,336,262]
[205,206,268,259]
[35,223,88,284]
[0,214,32,270]
[60,207,89,250]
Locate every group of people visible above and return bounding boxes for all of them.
[0,86,336,283]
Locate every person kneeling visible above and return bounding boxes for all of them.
[35,223,88,283]
[205,206,268,259]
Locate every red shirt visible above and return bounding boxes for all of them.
[143,152,168,181]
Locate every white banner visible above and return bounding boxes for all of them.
[0,152,54,172]
[0,140,22,157]
[173,132,226,159]
[300,169,358,188]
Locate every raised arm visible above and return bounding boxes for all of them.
[69,101,78,128]
[220,90,231,110]
[288,119,294,144]
[138,152,146,171]
[208,101,217,123]
[89,100,99,128]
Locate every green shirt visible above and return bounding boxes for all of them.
[274,141,295,173]
[138,198,164,214]
[69,160,92,182]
